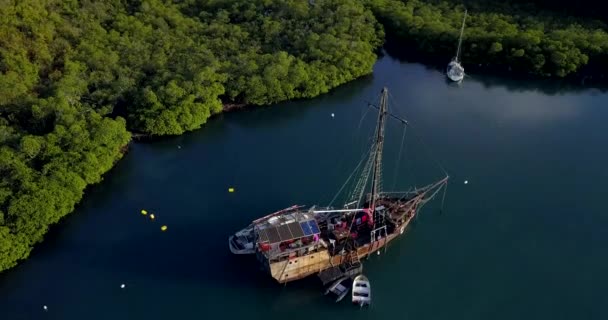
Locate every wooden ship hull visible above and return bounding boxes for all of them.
[256,186,447,284]
[265,220,405,284]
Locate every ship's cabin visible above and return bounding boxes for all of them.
[254,211,324,262]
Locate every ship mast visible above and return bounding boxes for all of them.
[369,87,388,214]
[455,9,467,62]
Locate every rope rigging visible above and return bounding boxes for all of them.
[386,91,449,178]
[323,99,374,206]
[327,87,450,268]
[440,180,448,214]
[347,145,375,207]
[327,146,372,207]
[342,90,387,208]
[391,123,408,190]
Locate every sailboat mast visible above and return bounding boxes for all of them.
[455,9,467,61]
[369,87,388,213]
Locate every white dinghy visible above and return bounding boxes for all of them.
[351,275,371,307]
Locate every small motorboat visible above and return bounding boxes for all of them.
[228,225,255,254]
[352,275,371,307]
[324,276,352,302]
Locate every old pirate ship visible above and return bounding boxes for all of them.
[228,87,449,284]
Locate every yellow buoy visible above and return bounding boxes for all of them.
[150,214,155,220]
[228,187,235,193]
[161,225,167,231]
[141,210,147,215]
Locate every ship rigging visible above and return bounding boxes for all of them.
[228,87,449,284]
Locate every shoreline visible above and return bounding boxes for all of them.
[366,0,608,81]
[381,37,608,90]
[130,102,249,142]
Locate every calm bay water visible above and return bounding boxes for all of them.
[2,52,608,319]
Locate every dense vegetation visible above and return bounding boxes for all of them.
[365,0,608,77]
[0,0,383,271]
[504,0,607,22]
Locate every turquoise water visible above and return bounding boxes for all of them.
[2,52,607,319]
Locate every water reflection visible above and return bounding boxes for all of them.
[383,38,608,95]
[474,74,607,96]
[225,74,375,131]
[444,76,464,88]
[376,56,599,127]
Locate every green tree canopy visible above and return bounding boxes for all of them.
[0,0,383,271]
[365,0,608,77]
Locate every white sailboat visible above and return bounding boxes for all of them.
[446,9,467,82]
